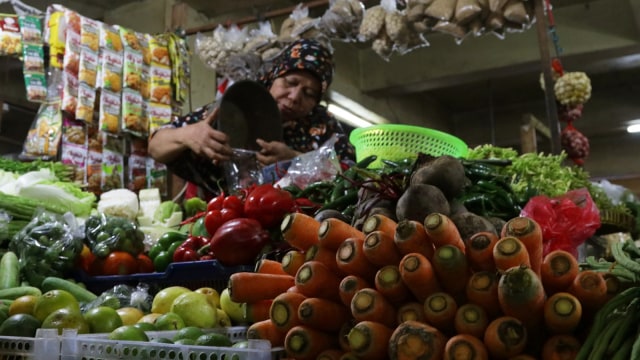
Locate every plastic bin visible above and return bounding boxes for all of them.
[0,329,61,360]
[75,260,253,294]
[60,327,286,360]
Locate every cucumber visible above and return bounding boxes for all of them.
[41,277,98,303]
[0,251,20,289]
[0,286,42,300]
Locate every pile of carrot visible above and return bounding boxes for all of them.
[228,211,636,359]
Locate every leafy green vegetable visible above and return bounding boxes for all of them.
[153,201,181,224]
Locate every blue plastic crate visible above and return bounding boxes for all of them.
[75,260,253,295]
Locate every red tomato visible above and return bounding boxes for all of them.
[244,184,295,228]
[222,195,244,215]
[137,253,154,273]
[220,207,241,223]
[102,251,139,276]
[204,209,224,236]
[207,193,225,211]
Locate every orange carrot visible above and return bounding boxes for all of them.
[567,270,608,314]
[497,265,546,331]
[338,352,361,360]
[247,319,287,347]
[374,265,411,305]
[245,299,273,323]
[284,325,339,360]
[297,297,352,332]
[338,319,357,352]
[466,271,501,318]
[423,291,458,335]
[347,320,394,360]
[483,316,528,360]
[336,236,379,282]
[444,334,489,360]
[466,231,499,272]
[388,320,447,360]
[350,288,397,328]
[281,212,321,251]
[362,213,398,237]
[493,236,531,273]
[305,243,344,276]
[424,212,466,253]
[339,275,371,308]
[398,252,441,303]
[543,291,582,335]
[540,249,579,295]
[281,249,306,277]
[541,334,581,360]
[254,258,288,275]
[431,244,470,302]
[363,230,402,267]
[394,219,435,259]
[295,260,342,302]
[269,291,307,332]
[508,355,537,360]
[317,349,346,360]
[396,301,426,325]
[501,216,543,277]
[454,303,489,339]
[228,272,295,303]
[318,218,365,251]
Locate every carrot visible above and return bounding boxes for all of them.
[454,303,489,339]
[398,252,441,303]
[493,236,531,273]
[567,270,608,314]
[543,292,582,335]
[396,301,426,324]
[305,244,343,276]
[269,291,306,332]
[423,212,466,253]
[339,352,361,360]
[363,230,402,267]
[394,219,435,259]
[362,213,398,237]
[295,260,342,302]
[501,216,543,276]
[388,320,447,360]
[497,265,546,331]
[374,265,411,305]
[541,334,581,360]
[284,325,339,360]
[281,249,306,277]
[336,236,379,282]
[247,319,287,347]
[297,297,352,332]
[540,249,579,295]
[508,355,537,360]
[338,319,357,352]
[423,291,458,335]
[483,316,528,360]
[444,334,489,360]
[228,272,295,303]
[339,275,371,308]
[347,320,394,360]
[281,212,321,251]
[317,349,346,360]
[466,271,501,318]
[254,258,288,275]
[245,299,273,323]
[431,244,470,302]
[350,287,397,328]
[318,217,365,251]
[466,231,499,272]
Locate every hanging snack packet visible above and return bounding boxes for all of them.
[101,133,125,192]
[21,102,63,160]
[99,90,121,134]
[85,124,102,194]
[20,15,46,102]
[127,138,148,192]
[19,15,43,44]
[60,116,87,184]
[121,88,145,136]
[147,158,168,197]
[0,14,22,56]
[149,65,172,105]
[24,73,47,102]
[45,6,65,69]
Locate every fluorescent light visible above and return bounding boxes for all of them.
[327,104,374,128]
[627,124,640,133]
[328,91,389,125]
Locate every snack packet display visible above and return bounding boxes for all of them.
[60,116,87,184]
[0,14,22,56]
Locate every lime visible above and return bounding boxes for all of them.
[33,290,80,322]
[0,313,41,337]
[137,313,161,325]
[151,337,174,344]
[41,307,89,335]
[195,332,233,347]
[172,326,205,342]
[154,312,185,331]
[108,325,149,342]
[116,307,144,325]
[232,340,249,349]
[8,295,38,316]
[133,322,156,332]
[83,306,123,333]
[174,338,196,345]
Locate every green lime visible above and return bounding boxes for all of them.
[83,306,123,333]
[0,313,41,337]
[33,289,80,322]
[232,340,249,349]
[108,325,149,342]
[195,332,233,347]
[151,337,174,344]
[42,308,89,335]
[133,322,156,332]
[174,338,196,345]
[172,326,205,342]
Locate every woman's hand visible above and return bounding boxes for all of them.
[185,108,234,163]
[255,138,300,165]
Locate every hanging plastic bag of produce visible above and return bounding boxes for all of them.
[9,209,83,288]
[521,188,601,259]
[274,134,342,189]
[83,213,146,258]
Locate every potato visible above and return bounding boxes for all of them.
[450,211,498,243]
[410,155,468,200]
[396,184,450,222]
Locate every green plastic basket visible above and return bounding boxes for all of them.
[349,124,469,168]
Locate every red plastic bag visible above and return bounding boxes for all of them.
[521,188,601,258]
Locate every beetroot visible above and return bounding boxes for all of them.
[210,218,270,266]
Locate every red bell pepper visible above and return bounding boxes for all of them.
[243,184,296,228]
[172,235,208,263]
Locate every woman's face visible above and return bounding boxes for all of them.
[269,70,321,122]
